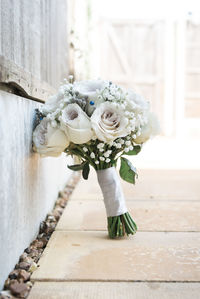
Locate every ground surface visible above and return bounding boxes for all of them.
[28,156,200,299]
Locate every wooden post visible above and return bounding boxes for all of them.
[163,19,175,136]
[174,18,186,138]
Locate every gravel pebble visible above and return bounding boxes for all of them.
[26,248,39,260]
[9,270,20,280]
[1,172,80,298]
[3,279,11,290]
[19,253,28,262]
[0,290,13,298]
[31,240,44,249]
[15,262,31,271]
[18,270,30,282]
[9,282,29,298]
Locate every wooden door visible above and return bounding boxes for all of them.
[99,19,165,132]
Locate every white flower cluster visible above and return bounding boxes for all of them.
[33,77,159,157]
[97,81,128,106]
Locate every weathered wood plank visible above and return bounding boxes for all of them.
[28,282,200,299]
[0,0,68,100]
[0,55,55,101]
[31,231,200,282]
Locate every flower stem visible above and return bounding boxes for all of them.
[107,212,137,239]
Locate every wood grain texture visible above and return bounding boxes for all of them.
[99,19,165,125]
[185,21,200,118]
[0,0,68,100]
[28,282,200,299]
[31,231,200,281]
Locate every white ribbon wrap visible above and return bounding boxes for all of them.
[96,167,128,217]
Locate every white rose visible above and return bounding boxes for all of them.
[91,102,129,142]
[74,80,106,115]
[127,90,149,111]
[134,112,160,144]
[126,90,150,130]
[74,79,105,100]
[33,118,69,157]
[61,103,93,144]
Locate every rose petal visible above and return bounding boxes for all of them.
[66,126,93,144]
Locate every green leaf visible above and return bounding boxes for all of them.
[69,148,83,156]
[67,161,86,171]
[123,145,141,156]
[82,162,90,180]
[119,157,138,184]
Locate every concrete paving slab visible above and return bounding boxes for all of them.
[56,200,200,232]
[31,231,200,282]
[28,281,200,299]
[71,169,200,201]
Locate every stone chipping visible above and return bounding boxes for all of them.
[0,173,80,299]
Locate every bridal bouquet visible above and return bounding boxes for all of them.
[33,77,159,239]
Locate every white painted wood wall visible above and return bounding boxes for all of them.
[0,0,70,290]
[0,0,68,100]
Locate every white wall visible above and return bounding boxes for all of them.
[0,91,72,290]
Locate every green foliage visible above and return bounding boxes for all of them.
[119,157,138,184]
[82,162,90,180]
[67,161,86,171]
[107,212,137,238]
[67,160,90,180]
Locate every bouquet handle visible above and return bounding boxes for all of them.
[97,167,128,217]
[96,167,137,238]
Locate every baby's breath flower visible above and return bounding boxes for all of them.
[108,95,114,101]
[116,143,122,149]
[132,134,137,139]
[99,148,104,152]
[104,150,112,157]
[97,143,104,149]
[100,156,105,161]
[124,148,130,153]
[90,152,95,159]
[83,147,88,152]
[105,158,111,163]
[119,139,125,145]
[95,160,99,165]
[125,140,131,146]
[108,140,114,147]
[129,145,133,151]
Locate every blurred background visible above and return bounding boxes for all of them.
[1,1,200,292]
[68,0,200,169]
